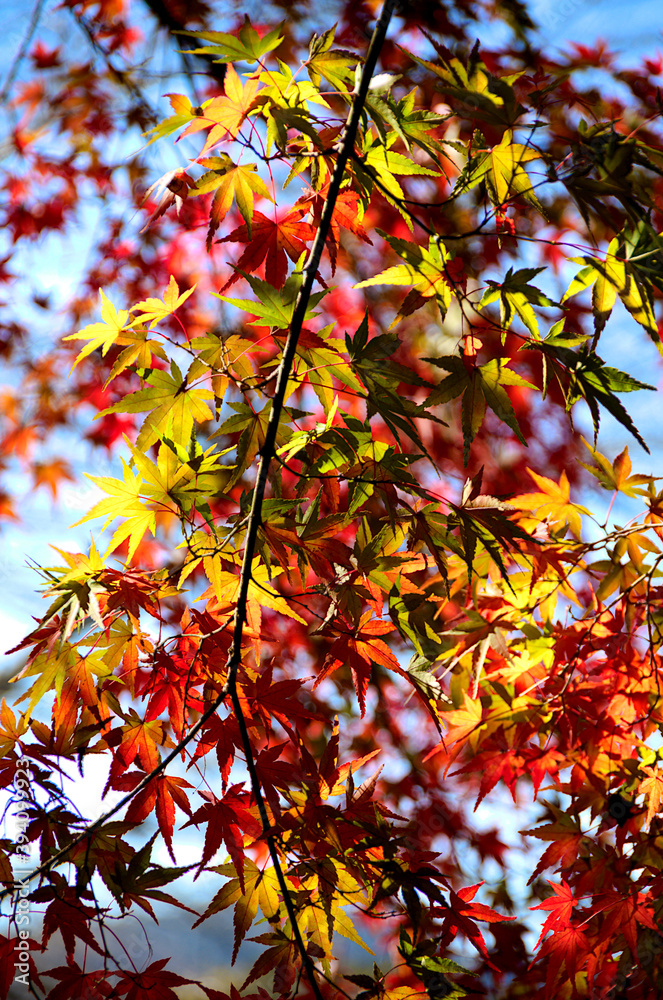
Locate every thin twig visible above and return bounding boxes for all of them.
[0,0,45,106]
[220,3,398,994]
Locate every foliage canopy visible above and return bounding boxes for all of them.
[2,1,663,998]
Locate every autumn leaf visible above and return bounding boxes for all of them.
[114,959,196,1000]
[460,130,545,214]
[178,64,261,153]
[315,613,402,716]
[72,457,157,561]
[41,963,114,1000]
[194,155,273,246]
[131,275,196,328]
[180,16,284,65]
[217,209,316,290]
[638,765,663,829]
[355,232,455,323]
[512,468,590,539]
[579,438,655,496]
[182,786,262,886]
[102,359,214,452]
[63,290,130,370]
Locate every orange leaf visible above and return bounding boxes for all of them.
[179,65,261,153]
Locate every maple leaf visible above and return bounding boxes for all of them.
[106,710,166,781]
[36,875,103,962]
[194,859,281,964]
[178,64,261,154]
[296,184,372,274]
[114,958,196,1000]
[579,439,656,496]
[512,468,590,539]
[315,612,401,716]
[131,275,196,328]
[1,933,42,999]
[72,457,156,561]
[182,785,262,886]
[638,764,663,829]
[355,232,455,324]
[194,155,273,246]
[305,24,358,91]
[531,880,578,948]
[138,168,196,231]
[480,266,557,338]
[426,355,535,462]
[144,94,206,145]
[217,209,316,291]
[180,16,284,65]
[522,807,586,880]
[42,964,116,1000]
[118,772,193,860]
[535,923,590,994]
[563,234,660,340]
[435,883,515,967]
[460,130,545,213]
[32,458,75,499]
[425,693,485,766]
[242,929,300,992]
[63,290,130,370]
[597,889,658,957]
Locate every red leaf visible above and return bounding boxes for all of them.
[183,785,262,889]
[42,964,115,1000]
[218,210,315,290]
[114,958,196,1000]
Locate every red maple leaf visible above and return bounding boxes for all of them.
[316,613,401,716]
[435,882,515,968]
[118,772,193,860]
[296,184,372,274]
[35,879,102,962]
[114,959,196,1000]
[42,964,115,1000]
[531,880,578,947]
[217,210,316,290]
[183,785,262,888]
[1,933,43,1000]
[535,923,590,995]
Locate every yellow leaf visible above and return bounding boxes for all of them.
[132,275,197,328]
[63,289,130,370]
[72,457,157,561]
[512,468,590,539]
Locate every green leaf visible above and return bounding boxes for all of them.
[178,16,284,64]
[457,130,545,214]
[480,266,557,339]
[102,360,213,451]
[217,268,327,330]
[355,232,453,323]
[306,25,358,92]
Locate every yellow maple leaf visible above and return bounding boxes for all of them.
[63,289,130,370]
[512,468,590,539]
[179,64,261,154]
[131,275,197,328]
[639,765,663,830]
[469,131,544,213]
[72,458,157,561]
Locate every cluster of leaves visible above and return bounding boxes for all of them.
[2,1,663,999]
